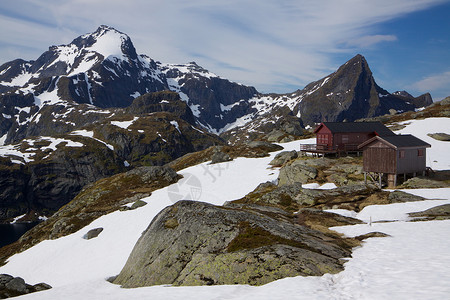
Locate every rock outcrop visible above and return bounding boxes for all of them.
[400,177,449,189]
[427,133,450,141]
[210,146,232,164]
[0,274,51,299]
[113,200,355,287]
[269,150,298,167]
[408,204,450,221]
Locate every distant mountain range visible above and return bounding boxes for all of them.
[0,25,431,143]
[0,25,434,223]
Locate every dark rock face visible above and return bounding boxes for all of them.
[162,62,259,129]
[0,274,51,299]
[297,55,420,126]
[0,162,30,220]
[113,200,352,287]
[0,138,125,223]
[127,91,196,125]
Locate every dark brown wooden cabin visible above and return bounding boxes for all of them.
[358,134,431,187]
[301,121,395,155]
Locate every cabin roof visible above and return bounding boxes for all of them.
[314,122,395,136]
[358,134,431,149]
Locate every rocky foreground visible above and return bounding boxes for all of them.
[112,200,358,287]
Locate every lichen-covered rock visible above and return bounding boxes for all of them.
[296,208,363,228]
[387,190,426,203]
[259,183,304,210]
[269,150,298,166]
[236,182,381,212]
[113,200,352,287]
[266,130,285,142]
[278,160,317,186]
[427,133,450,141]
[401,177,448,189]
[408,204,450,221]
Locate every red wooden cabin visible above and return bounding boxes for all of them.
[301,121,395,155]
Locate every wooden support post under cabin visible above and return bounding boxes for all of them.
[387,173,397,188]
[364,172,367,184]
[378,173,382,188]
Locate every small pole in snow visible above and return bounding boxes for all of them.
[369,216,372,226]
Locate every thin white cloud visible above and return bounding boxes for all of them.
[346,35,398,48]
[412,71,450,92]
[0,0,448,93]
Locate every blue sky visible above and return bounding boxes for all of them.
[1,0,449,100]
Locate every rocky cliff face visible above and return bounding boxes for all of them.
[0,134,125,221]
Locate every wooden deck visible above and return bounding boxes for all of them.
[300,144,360,156]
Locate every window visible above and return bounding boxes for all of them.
[418,149,424,157]
[318,134,329,144]
[399,150,405,159]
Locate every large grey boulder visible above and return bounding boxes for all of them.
[269,150,298,166]
[278,160,318,185]
[113,200,351,287]
[266,130,285,142]
[83,227,104,240]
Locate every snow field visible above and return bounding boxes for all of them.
[0,118,449,299]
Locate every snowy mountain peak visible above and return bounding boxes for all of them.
[73,25,137,60]
[25,25,139,79]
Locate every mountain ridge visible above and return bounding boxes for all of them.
[0,26,432,145]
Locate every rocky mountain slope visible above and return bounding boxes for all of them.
[0,91,222,223]
[222,55,433,143]
[0,25,258,141]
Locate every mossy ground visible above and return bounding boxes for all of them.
[227,221,316,253]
